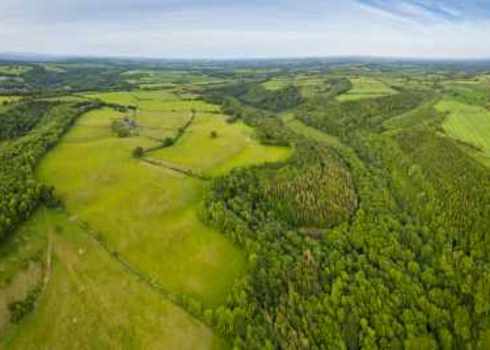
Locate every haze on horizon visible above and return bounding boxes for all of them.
[1,0,490,59]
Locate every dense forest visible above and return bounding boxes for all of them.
[199,77,490,349]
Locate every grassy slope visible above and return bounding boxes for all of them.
[2,208,225,350]
[0,96,22,105]
[336,77,397,102]
[0,66,31,76]
[436,99,490,166]
[151,114,291,176]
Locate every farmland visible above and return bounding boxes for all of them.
[436,100,490,166]
[0,60,489,349]
[336,76,397,101]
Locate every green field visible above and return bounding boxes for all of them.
[150,114,291,176]
[121,70,225,90]
[0,96,22,105]
[2,208,225,350]
[436,99,490,166]
[36,92,290,309]
[336,77,397,101]
[9,90,290,347]
[0,66,32,76]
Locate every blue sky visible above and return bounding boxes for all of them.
[1,0,489,58]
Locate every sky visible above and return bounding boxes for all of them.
[1,0,490,59]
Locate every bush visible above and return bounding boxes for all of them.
[132,146,144,158]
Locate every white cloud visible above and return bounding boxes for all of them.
[0,0,489,58]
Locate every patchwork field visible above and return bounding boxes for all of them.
[336,77,397,101]
[2,208,225,350]
[121,70,225,90]
[436,99,490,166]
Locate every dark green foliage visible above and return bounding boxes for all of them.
[296,91,428,138]
[8,284,42,323]
[111,117,137,138]
[132,146,144,158]
[325,77,353,98]
[204,81,303,112]
[0,101,52,140]
[23,65,132,93]
[202,82,490,348]
[240,85,304,112]
[39,185,63,209]
[265,162,356,228]
[221,97,292,146]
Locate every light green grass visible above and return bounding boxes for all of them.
[82,90,219,141]
[282,113,341,147]
[0,96,22,105]
[436,99,490,166]
[37,107,244,306]
[2,208,225,350]
[337,77,397,101]
[0,216,47,289]
[41,64,66,73]
[0,65,31,76]
[121,70,224,88]
[262,79,291,91]
[151,114,291,176]
[37,93,289,308]
[262,75,328,98]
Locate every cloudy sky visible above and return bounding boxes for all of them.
[1,0,490,59]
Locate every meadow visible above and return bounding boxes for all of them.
[336,76,397,101]
[436,99,490,166]
[0,66,32,76]
[35,90,290,309]
[0,96,21,105]
[2,208,225,350]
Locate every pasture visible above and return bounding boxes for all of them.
[0,96,22,105]
[150,114,291,176]
[36,91,290,309]
[0,66,32,76]
[436,99,490,166]
[336,77,397,101]
[2,208,225,350]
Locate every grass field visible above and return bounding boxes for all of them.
[150,114,291,176]
[436,99,490,166]
[36,92,290,310]
[2,208,225,350]
[336,77,397,101]
[0,96,22,105]
[0,66,32,76]
[121,70,225,89]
